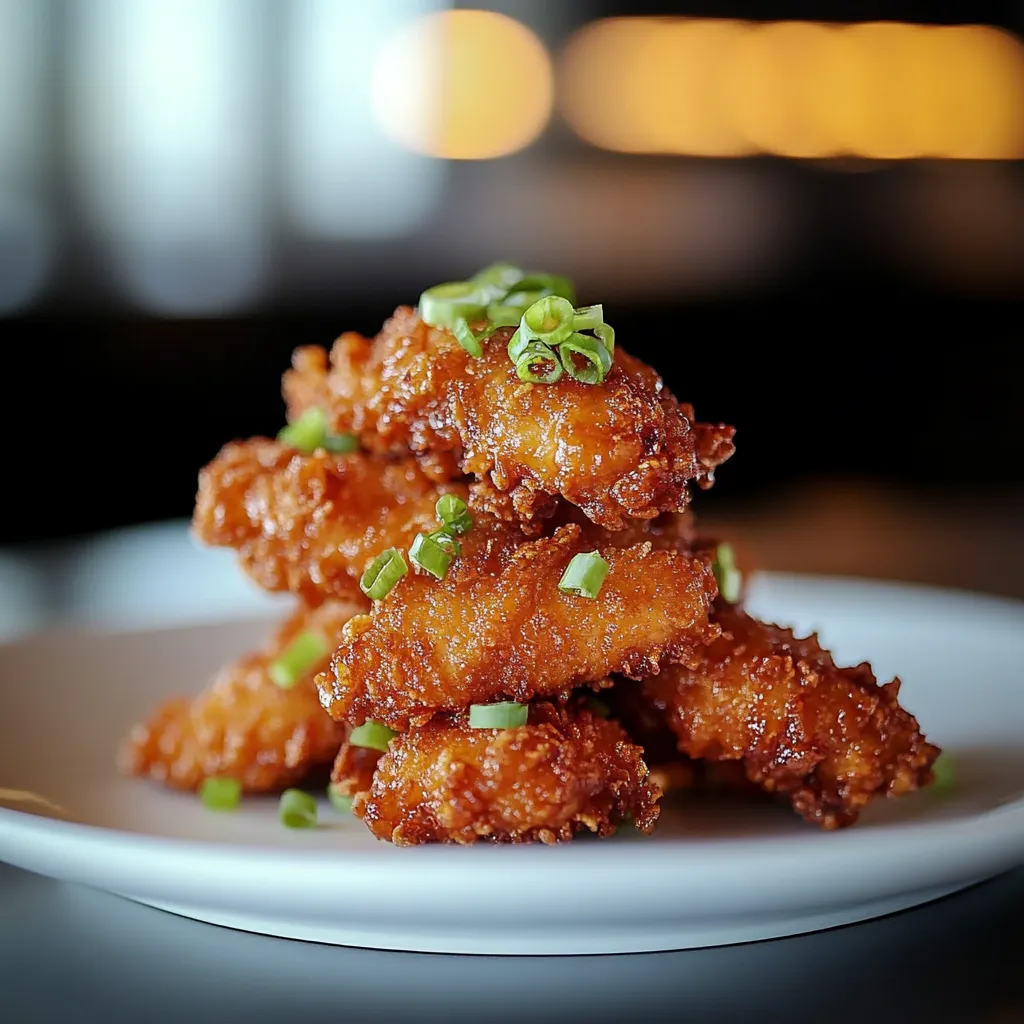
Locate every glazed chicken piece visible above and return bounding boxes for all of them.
[318,522,720,731]
[283,306,735,529]
[353,700,661,845]
[120,600,358,792]
[329,741,381,804]
[643,602,941,828]
[193,439,462,606]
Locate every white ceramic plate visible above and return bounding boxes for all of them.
[1,573,1022,956]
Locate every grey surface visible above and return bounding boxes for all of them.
[1,863,1022,1024]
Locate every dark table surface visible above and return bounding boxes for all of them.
[2,486,1023,1024]
[1,862,1023,1024]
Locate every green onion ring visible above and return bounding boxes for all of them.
[558,550,610,599]
[452,317,485,358]
[409,531,456,580]
[277,407,328,453]
[486,303,527,328]
[468,702,529,729]
[360,548,408,600]
[594,321,615,355]
[199,777,242,812]
[268,631,329,689]
[521,295,576,346]
[515,341,563,384]
[279,788,318,829]
[472,261,524,300]
[419,281,487,327]
[711,543,742,603]
[572,304,604,332]
[931,754,954,795]
[435,493,470,529]
[509,273,576,305]
[559,332,612,385]
[349,721,398,752]
[507,328,529,362]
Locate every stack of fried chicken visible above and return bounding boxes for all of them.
[120,264,940,844]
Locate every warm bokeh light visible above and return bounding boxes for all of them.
[370,9,553,160]
[559,18,1024,160]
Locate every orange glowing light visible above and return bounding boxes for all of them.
[370,10,553,160]
[559,17,1024,160]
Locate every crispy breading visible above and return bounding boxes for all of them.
[318,523,720,730]
[119,600,358,792]
[329,741,381,802]
[354,700,661,845]
[283,306,735,529]
[192,439,460,605]
[643,602,941,828]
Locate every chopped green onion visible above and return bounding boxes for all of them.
[469,702,529,729]
[559,333,613,385]
[558,550,610,599]
[279,788,318,829]
[509,273,576,305]
[199,777,241,812]
[269,631,330,689]
[586,695,610,719]
[572,304,604,332]
[452,317,485,358]
[472,261,524,299]
[486,303,526,328]
[711,543,742,603]
[278,407,357,454]
[323,432,359,454]
[419,281,487,327]
[515,341,563,384]
[594,322,615,355]
[435,494,472,535]
[410,531,456,580]
[360,548,408,600]
[327,784,354,813]
[521,295,576,346]
[349,721,398,752]
[278,407,328,453]
[507,328,528,363]
[931,754,954,795]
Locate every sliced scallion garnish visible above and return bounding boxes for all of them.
[472,261,524,300]
[360,548,408,601]
[349,721,398,752]
[711,543,742,604]
[521,295,575,346]
[419,280,487,328]
[435,494,472,535]
[199,777,242,812]
[558,550,610,599]
[486,303,526,328]
[409,531,456,580]
[279,788,318,829]
[931,754,954,795]
[277,407,327,453]
[559,332,612,385]
[468,702,529,729]
[452,317,486,358]
[515,341,563,384]
[268,631,329,689]
[572,304,604,332]
[278,406,358,454]
[327,784,354,813]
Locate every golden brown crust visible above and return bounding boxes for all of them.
[119,600,357,792]
[643,602,941,828]
[355,700,661,845]
[283,306,735,529]
[192,439,460,605]
[330,741,381,801]
[318,523,720,730]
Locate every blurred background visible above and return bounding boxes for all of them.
[1,0,1022,633]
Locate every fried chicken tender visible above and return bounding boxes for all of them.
[329,741,381,802]
[643,602,941,828]
[193,439,460,605]
[318,523,720,730]
[120,600,358,792]
[353,700,661,845]
[283,306,735,529]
